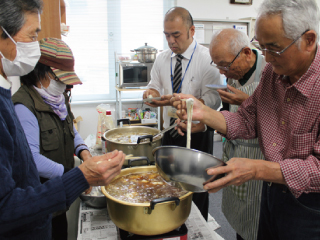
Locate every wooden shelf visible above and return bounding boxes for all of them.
[38,0,66,40]
[122,123,158,126]
[115,86,148,92]
[121,120,158,127]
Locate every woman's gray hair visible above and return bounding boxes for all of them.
[210,28,250,56]
[0,0,43,39]
[257,0,320,42]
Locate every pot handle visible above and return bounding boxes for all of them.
[127,156,150,167]
[150,197,180,210]
[117,118,131,126]
[137,135,153,144]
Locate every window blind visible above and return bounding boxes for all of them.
[63,0,175,102]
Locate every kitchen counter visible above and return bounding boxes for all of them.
[76,200,224,240]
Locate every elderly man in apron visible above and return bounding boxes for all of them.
[210,28,267,240]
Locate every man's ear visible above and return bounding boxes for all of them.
[304,30,317,52]
[189,25,195,38]
[242,47,252,60]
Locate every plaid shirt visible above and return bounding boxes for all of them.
[222,47,320,198]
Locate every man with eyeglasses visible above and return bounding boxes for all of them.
[142,7,221,221]
[172,0,320,239]
[210,28,266,240]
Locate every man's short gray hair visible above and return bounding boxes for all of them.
[0,0,43,39]
[210,28,250,56]
[257,0,320,42]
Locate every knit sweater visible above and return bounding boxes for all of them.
[0,85,89,239]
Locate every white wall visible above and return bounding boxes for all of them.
[178,0,320,20]
[177,0,264,19]
[71,103,100,140]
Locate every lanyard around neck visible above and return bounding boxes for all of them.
[170,41,197,93]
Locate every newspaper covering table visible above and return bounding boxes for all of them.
[77,201,224,240]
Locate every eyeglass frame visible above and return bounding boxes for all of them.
[210,47,245,72]
[46,70,60,82]
[250,29,309,56]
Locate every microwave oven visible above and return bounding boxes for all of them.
[119,62,153,88]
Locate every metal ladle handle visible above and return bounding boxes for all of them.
[153,120,185,139]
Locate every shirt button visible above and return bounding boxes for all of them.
[273,143,277,147]
[287,98,290,102]
[282,121,285,125]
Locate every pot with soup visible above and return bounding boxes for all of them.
[103,126,162,165]
[101,165,193,236]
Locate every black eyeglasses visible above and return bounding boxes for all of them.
[250,29,309,56]
[210,47,244,72]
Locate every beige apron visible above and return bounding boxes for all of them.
[221,51,265,240]
[222,51,265,200]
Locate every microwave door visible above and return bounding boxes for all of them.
[123,67,135,83]
[121,65,149,87]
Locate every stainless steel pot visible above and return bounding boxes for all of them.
[153,146,226,192]
[103,126,162,165]
[132,43,158,63]
[101,165,193,236]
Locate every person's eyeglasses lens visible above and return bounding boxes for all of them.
[250,29,309,56]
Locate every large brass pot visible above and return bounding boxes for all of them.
[103,126,162,165]
[101,165,193,236]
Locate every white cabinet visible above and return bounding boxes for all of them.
[239,17,256,39]
[193,18,251,47]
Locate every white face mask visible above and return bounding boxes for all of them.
[42,76,67,96]
[0,26,41,77]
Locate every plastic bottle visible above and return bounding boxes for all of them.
[105,111,115,129]
[95,104,111,149]
[101,110,115,153]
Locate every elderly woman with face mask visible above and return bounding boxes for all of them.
[0,3,124,239]
[12,37,92,240]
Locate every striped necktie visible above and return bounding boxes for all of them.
[172,54,184,93]
[169,54,184,138]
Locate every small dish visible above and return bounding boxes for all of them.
[143,97,162,103]
[206,84,228,90]
[79,186,107,208]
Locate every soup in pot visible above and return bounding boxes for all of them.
[106,171,188,203]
